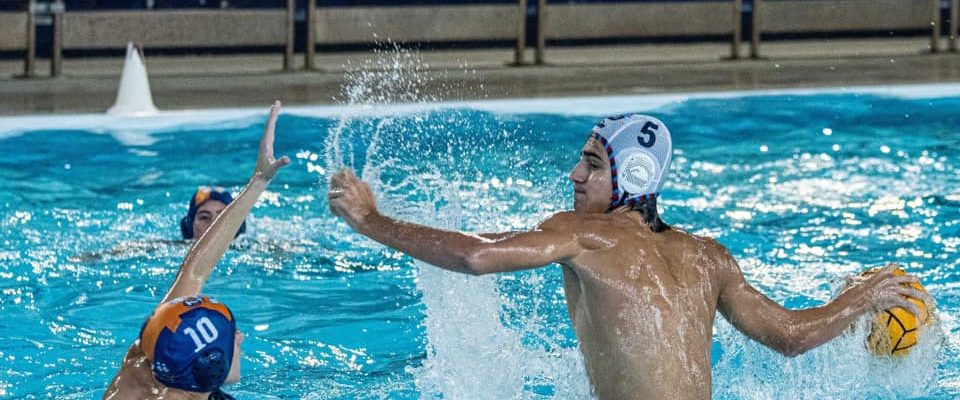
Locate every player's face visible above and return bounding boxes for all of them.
[569,137,613,213]
[192,200,228,239]
[224,331,244,384]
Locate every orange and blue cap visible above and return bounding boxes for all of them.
[180,187,246,239]
[139,295,237,392]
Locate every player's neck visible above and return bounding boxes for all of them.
[616,208,648,224]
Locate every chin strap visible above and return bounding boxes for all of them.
[209,388,236,400]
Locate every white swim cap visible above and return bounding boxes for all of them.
[590,114,672,209]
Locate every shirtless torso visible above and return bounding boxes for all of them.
[559,212,722,399]
[327,126,929,399]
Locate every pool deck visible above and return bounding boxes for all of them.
[3,38,960,115]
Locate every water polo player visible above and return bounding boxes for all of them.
[181,186,247,240]
[328,114,934,399]
[104,101,289,400]
[71,181,247,264]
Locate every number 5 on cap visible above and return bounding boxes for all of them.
[638,122,658,148]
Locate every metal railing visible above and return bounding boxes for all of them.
[953,0,959,51]
[46,0,295,77]
[304,0,526,69]
[7,0,960,77]
[0,1,36,77]
[748,0,949,58]
[539,0,739,62]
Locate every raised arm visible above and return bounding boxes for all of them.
[161,101,290,303]
[716,247,933,357]
[327,169,584,275]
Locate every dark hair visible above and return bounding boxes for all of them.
[180,187,246,240]
[631,195,669,233]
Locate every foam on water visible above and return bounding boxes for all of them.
[714,311,943,399]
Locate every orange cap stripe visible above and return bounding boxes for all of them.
[139,296,233,361]
[193,188,211,205]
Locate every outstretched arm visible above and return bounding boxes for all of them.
[327,169,584,275]
[104,102,290,397]
[161,101,290,303]
[716,247,933,357]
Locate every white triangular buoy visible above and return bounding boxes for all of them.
[107,42,159,116]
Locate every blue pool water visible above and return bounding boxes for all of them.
[1,85,959,399]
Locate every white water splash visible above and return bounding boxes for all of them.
[713,299,943,399]
[323,45,592,399]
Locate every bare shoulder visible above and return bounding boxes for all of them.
[536,212,592,237]
[694,233,730,256]
[105,341,161,399]
[661,227,737,266]
[539,211,617,231]
[685,231,741,279]
[541,211,628,252]
[537,211,580,229]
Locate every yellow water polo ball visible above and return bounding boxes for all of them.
[862,268,931,356]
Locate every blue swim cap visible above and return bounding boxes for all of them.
[180,187,246,239]
[139,296,237,392]
[591,114,673,209]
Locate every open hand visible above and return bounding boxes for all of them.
[850,263,935,318]
[328,168,379,231]
[254,100,291,181]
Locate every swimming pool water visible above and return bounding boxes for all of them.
[0,87,959,399]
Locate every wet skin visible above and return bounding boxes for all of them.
[105,331,243,400]
[104,102,289,400]
[193,200,228,239]
[563,137,719,397]
[328,137,932,400]
[559,211,722,399]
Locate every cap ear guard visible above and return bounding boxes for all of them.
[151,346,233,392]
[193,348,230,390]
[180,216,193,239]
[591,114,672,209]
